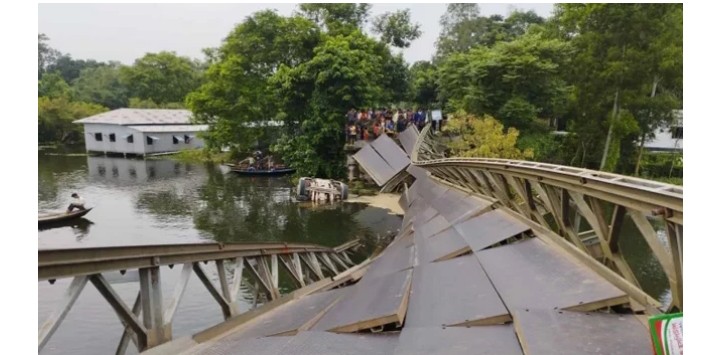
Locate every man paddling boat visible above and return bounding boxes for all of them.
[66,193,86,213]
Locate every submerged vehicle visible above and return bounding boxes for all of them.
[296,177,349,202]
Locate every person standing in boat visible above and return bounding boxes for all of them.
[66,193,86,213]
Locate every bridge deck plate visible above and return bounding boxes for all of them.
[416,227,470,264]
[222,287,349,340]
[363,239,415,281]
[415,214,450,239]
[405,254,509,327]
[352,145,396,186]
[393,326,523,355]
[311,269,413,333]
[370,134,410,171]
[454,209,530,252]
[475,238,629,311]
[512,309,652,355]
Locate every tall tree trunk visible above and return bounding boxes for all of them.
[599,89,620,170]
[634,76,659,176]
[634,133,646,175]
[600,44,626,172]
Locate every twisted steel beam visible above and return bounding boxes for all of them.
[409,124,682,312]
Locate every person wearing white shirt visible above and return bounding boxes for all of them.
[66,193,86,213]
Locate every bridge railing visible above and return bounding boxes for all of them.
[39,240,361,354]
[411,125,683,313]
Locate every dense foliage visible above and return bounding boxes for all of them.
[427,3,682,179]
[38,3,682,182]
[188,5,415,178]
[37,35,203,143]
[443,112,534,159]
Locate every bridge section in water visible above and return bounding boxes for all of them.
[39,125,682,354]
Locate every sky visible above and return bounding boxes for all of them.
[38,3,555,65]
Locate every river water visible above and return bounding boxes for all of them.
[38,150,672,354]
[38,151,402,354]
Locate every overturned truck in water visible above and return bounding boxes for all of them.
[296,177,349,202]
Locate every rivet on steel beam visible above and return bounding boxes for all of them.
[48,279,56,285]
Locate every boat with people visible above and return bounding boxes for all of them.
[227,151,295,176]
[38,207,93,226]
[225,164,296,176]
[296,177,349,202]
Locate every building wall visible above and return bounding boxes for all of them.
[140,132,205,154]
[645,126,683,151]
[82,123,205,155]
[82,124,143,154]
[644,110,683,152]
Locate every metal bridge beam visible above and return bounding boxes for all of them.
[409,124,683,312]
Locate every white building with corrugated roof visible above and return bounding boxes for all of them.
[74,108,208,156]
[644,109,683,153]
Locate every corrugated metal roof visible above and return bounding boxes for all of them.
[73,108,193,125]
[127,125,209,133]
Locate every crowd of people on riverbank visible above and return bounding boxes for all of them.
[345,108,444,144]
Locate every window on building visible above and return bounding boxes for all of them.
[95,133,103,141]
[109,133,116,142]
[671,126,683,139]
[127,135,134,143]
[146,136,154,145]
[172,136,180,144]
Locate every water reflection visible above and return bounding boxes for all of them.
[87,156,195,184]
[39,151,404,355]
[38,218,94,241]
[39,152,401,252]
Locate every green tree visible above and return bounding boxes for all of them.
[372,9,422,48]
[270,31,397,178]
[38,96,107,143]
[443,112,534,159]
[409,61,439,108]
[120,51,202,105]
[128,97,185,109]
[437,32,571,130]
[47,55,106,84]
[38,33,61,79]
[38,72,71,98]
[72,64,129,109]
[555,4,682,172]
[299,3,371,35]
[187,10,322,153]
[434,5,544,61]
[631,4,682,174]
[504,10,546,38]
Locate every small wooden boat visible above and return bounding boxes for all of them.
[225,163,295,176]
[38,208,93,225]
